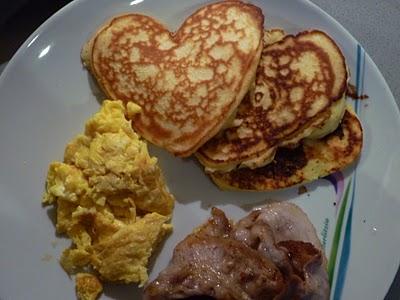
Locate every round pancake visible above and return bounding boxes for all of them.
[209,108,362,191]
[197,30,348,170]
[83,1,264,157]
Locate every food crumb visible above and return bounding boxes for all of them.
[298,185,308,195]
[346,83,369,100]
[76,273,103,300]
[41,254,53,262]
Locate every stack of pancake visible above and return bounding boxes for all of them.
[82,1,363,191]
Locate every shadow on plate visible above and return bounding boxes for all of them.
[146,145,349,212]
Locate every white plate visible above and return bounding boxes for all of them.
[1,0,399,299]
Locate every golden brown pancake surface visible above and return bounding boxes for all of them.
[210,108,362,191]
[197,30,348,170]
[83,1,264,157]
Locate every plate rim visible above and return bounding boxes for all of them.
[0,0,399,298]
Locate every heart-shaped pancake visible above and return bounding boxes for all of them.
[82,1,264,156]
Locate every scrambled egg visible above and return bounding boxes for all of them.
[75,273,103,300]
[43,100,174,298]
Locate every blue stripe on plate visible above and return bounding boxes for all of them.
[333,176,356,300]
[332,44,364,299]
[360,46,366,109]
[354,44,365,113]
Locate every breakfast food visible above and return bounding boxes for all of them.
[82,0,362,191]
[75,273,103,300]
[82,1,264,157]
[196,29,362,190]
[42,100,174,298]
[37,1,365,298]
[197,29,348,172]
[210,108,362,190]
[144,203,329,299]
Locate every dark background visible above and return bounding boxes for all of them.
[0,0,72,63]
[0,1,399,299]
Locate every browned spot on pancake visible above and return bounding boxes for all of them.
[346,83,369,100]
[327,123,345,139]
[263,148,308,178]
[213,147,307,190]
[198,30,348,168]
[210,109,363,191]
[329,111,362,161]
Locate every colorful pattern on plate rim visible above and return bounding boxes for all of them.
[322,44,365,300]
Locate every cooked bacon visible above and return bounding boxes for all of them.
[144,204,329,300]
